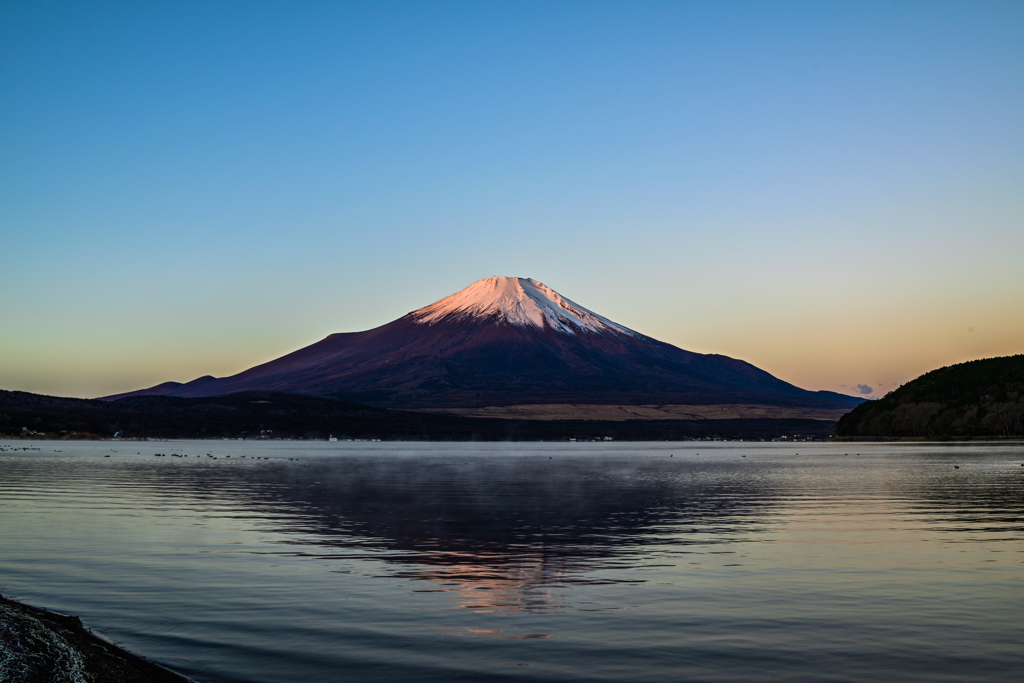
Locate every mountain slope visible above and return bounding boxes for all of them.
[105,276,860,410]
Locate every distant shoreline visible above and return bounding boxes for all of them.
[829,435,1024,442]
[0,593,193,682]
[6,435,1023,445]
[1,389,846,442]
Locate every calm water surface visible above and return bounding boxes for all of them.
[1,441,1022,682]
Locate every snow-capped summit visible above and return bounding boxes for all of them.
[410,276,638,337]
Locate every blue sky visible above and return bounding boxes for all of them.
[2,1,1022,398]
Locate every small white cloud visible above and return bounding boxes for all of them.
[855,384,874,395]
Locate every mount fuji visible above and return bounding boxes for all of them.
[104,276,860,411]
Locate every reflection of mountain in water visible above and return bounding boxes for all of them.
[171,455,779,611]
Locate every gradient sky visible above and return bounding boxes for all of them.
[2,1,1022,400]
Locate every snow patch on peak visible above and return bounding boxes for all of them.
[410,276,640,337]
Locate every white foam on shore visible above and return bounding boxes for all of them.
[0,602,90,683]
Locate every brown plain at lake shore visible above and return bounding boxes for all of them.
[416,403,852,422]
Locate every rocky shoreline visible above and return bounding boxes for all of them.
[0,594,193,683]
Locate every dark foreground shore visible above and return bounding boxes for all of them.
[0,594,192,683]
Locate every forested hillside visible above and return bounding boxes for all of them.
[836,355,1024,438]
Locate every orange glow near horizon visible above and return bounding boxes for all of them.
[1,4,1021,400]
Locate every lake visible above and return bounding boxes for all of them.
[1,440,1022,682]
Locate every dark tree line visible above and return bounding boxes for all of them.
[837,355,1024,438]
[1,390,837,441]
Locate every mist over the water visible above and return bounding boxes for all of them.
[1,441,1022,682]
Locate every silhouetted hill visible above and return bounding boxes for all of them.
[836,355,1024,438]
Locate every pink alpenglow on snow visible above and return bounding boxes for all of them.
[411,276,639,337]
